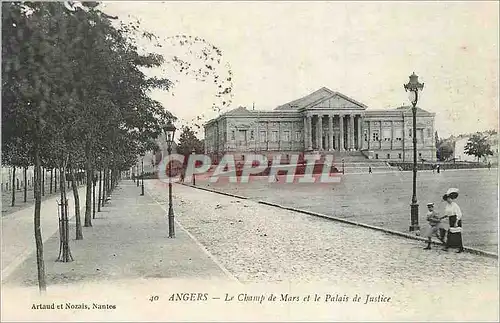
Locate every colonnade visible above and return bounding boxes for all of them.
[303,113,364,151]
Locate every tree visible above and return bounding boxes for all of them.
[176,126,204,157]
[437,141,454,161]
[464,133,494,162]
[2,1,175,292]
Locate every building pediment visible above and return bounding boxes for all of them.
[274,87,368,111]
[274,87,334,110]
[303,92,367,111]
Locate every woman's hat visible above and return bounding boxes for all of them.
[427,202,434,207]
[443,188,459,199]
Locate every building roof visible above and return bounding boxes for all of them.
[274,87,368,110]
[223,106,251,116]
[395,105,435,116]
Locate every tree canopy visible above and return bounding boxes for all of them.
[464,133,494,162]
[2,1,176,292]
[176,126,204,157]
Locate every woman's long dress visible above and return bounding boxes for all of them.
[446,215,463,249]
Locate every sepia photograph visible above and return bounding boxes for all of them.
[1,1,499,321]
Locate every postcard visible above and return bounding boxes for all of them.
[1,1,498,321]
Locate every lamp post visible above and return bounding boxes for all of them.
[164,120,177,238]
[191,148,196,185]
[404,72,424,232]
[140,156,145,196]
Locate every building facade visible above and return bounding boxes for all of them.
[204,87,436,162]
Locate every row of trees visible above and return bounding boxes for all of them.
[2,2,174,292]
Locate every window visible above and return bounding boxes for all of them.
[427,129,432,137]
[398,153,402,159]
[375,153,379,159]
[231,130,235,140]
[364,130,368,142]
[419,153,422,158]
[408,128,412,137]
[394,129,403,141]
[383,129,391,141]
[283,131,290,142]
[271,131,278,142]
[260,131,266,142]
[387,153,390,159]
[419,129,424,142]
[295,131,301,141]
[238,130,247,141]
[250,130,254,140]
[372,131,379,141]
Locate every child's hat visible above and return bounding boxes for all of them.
[426,202,434,207]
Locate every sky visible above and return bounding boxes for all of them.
[103,1,499,139]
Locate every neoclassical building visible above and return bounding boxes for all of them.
[204,87,436,162]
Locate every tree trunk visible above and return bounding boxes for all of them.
[70,167,83,240]
[92,174,96,219]
[98,170,102,212]
[23,167,27,203]
[84,155,93,227]
[57,164,73,262]
[107,169,110,195]
[11,167,16,207]
[101,167,107,207]
[41,167,45,196]
[54,168,57,192]
[50,169,53,194]
[33,145,46,292]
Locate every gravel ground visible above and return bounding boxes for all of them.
[147,181,498,285]
[3,183,229,287]
[146,181,499,320]
[193,168,498,252]
[1,181,84,216]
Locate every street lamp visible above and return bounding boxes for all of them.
[164,120,177,238]
[191,148,196,185]
[404,72,424,232]
[140,155,145,196]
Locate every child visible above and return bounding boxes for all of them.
[423,202,447,250]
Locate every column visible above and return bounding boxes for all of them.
[328,114,334,151]
[267,121,270,151]
[357,115,362,150]
[367,121,371,150]
[278,121,281,151]
[307,115,313,151]
[314,115,319,150]
[391,120,394,150]
[339,115,344,151]
[303,117,307,151]
[291,121,294,151]
[380,121,383,150]
[318,115,323,150]
[350,115,355,150]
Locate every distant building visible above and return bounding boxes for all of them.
[204,87,436,162]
